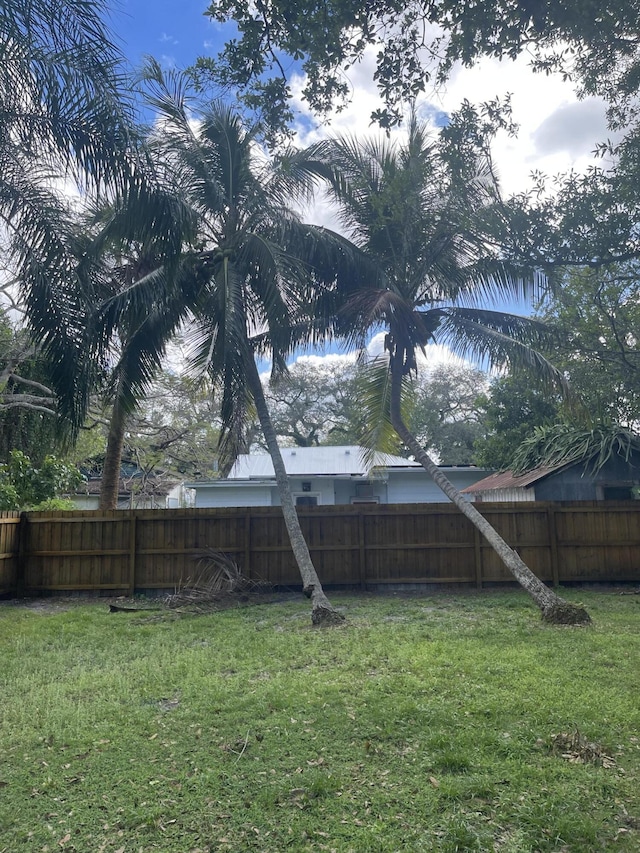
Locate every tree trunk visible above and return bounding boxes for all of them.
[388,357,590,625]
[99,393,127,511]
[244,353,344,625]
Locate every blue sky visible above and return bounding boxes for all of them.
[113,0,219,71]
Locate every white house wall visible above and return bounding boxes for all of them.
[194,484,273,507]
[190,468,493,507]
[270,478,336,506]
[333,479,388,504]
[385,469,485,503]
[69,495,100,510]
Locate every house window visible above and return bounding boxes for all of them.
[351,481,379,504]
[295,495,318,506]
[355,482,375,498]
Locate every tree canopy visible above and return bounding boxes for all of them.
[198,0,640,268]
[473,372,564,470]
[0,450,81,511]
[510,422,640,477]
[201,0,640,130]
[536,264,640,426]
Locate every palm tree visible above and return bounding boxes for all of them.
[2,0,137,278]
[88,239,199,512]
[312,118,591,624]
[2,0,143,450]
[96,65,360,623]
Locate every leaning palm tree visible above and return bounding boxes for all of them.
[97,64,361,623]
[311,117,591,624]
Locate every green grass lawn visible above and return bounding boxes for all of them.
[0,590,638,852]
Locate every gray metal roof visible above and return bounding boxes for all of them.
[227,445,420,478]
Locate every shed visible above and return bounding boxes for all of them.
[462,452,640,501]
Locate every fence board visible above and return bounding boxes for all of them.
[0,501,636,597]
[0,513,21,594]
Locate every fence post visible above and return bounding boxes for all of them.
[357,508,367,590]
[547,505,560,587]
[128,513,137,596]
[244,509,252,579]
[473,525,483,590]
[15,512,29,597]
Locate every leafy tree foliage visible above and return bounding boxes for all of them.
[537,265,640,426]
[0,451,81,511]
[72,370,222,483]
[0,311,61,464]
[473,372,564,469]
[259,359,364,448]
[408,364,489,464]
[201,0,640,129]
[257,357,489,463]
[199,0,640,271]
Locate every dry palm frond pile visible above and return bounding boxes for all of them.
[550,729,616,768]
[165,549,271,612]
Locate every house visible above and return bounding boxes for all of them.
[186,445,493,507]
[71,461,193,510]
[462,452,640,502]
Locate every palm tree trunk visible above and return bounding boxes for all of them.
[99,394,127,511]
[389,358,590,625]
[244,353,344,625]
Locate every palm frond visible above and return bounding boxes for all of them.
[511,423,640,475]
[435,307,569,392]
[1,0,138,193]
[356,356,412,464]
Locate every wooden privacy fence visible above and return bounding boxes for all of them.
[0,511,21,595]
[1,501,639,597]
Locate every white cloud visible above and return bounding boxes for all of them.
[291,47,612,200]
[288,333,469,374]
[531,99,613,158]
[366,332,473,371]
[293,352,356,368]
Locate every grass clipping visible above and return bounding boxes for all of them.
[165,549,271,613]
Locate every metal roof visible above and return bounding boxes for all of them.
[227,445,420,478]
[461,464,565,493]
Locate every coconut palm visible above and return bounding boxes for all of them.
[312,117,591,624]
[92,65,362,623]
